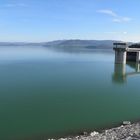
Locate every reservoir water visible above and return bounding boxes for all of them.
[0,46,140,140]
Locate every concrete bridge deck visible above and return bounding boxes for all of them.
[127,48,140,52]
[113,47,140,52]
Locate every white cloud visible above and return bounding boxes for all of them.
[113,17,132,23]
[97,9,117,17]
[97,9,132,23]
[113,18,122,23]
[104,31,128,35]
[123,31,128,34]
[122,17,132,22]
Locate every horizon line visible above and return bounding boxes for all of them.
[0,39,136,43]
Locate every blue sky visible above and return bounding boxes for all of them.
[0,0,140,42]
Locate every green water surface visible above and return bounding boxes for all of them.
[0,46,140,140]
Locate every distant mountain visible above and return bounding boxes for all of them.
[44,40,132,50]
[0,42,45,46]
[0,40,133,51]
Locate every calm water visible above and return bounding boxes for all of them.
[0,46,140,140]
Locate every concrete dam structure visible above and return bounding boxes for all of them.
[113,43,140,64]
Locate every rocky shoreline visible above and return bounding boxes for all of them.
[49,121,140,140]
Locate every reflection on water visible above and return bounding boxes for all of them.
[127,62,140,73]
[112,63,126,84]
[112,62,140,84]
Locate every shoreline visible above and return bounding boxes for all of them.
[49,121,140,140]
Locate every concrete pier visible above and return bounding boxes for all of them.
[114,48,127,64]
[136,52,140,63]
[113,43,140,64]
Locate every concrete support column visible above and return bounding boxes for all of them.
[114,48,127,64]
[136,63,140,72]
[136,52,140,63]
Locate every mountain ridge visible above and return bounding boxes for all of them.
[0,40,133,50]
[43,39,132,50]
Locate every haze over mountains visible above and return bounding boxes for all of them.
[0,40,133,50]
[0,42,45,46]
[44,40,124,49]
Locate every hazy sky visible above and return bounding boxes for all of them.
[0,0,140,42]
